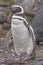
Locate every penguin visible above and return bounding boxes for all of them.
[11,15,35,56]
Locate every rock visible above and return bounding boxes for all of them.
[0,7,12,24]
[32,7,43,42]
[0,24,2,30]
[0,30,8,38]
[36,45,43,57]
[0,0,21,6]
[0,1,10,6]
[39,0,43,8]
[0,12,7,24]
[2,23,11,30]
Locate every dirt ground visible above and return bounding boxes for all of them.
[0,30,43,65]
